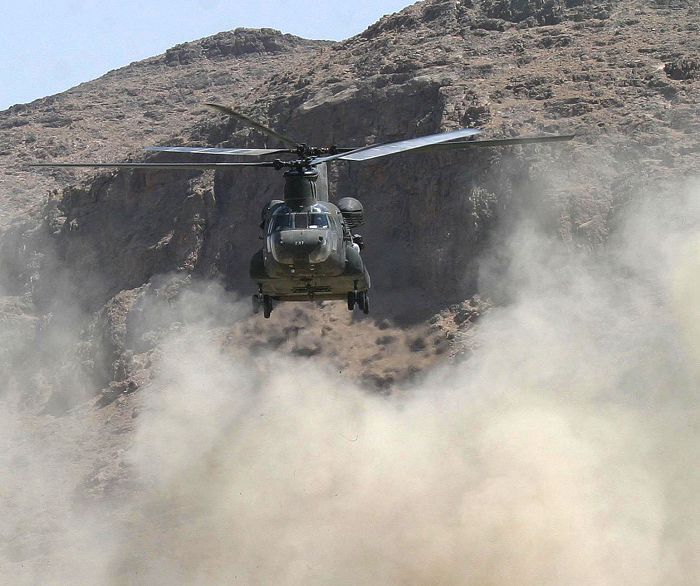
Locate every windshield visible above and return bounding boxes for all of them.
[294,213,308,229]
[271,212,330,231]
[308,213,329,228]
[271,213,293,232]
[293,213,329,229]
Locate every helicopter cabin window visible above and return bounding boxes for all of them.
[308,213,329,228]
[290,213,329,229]
[271,212,330,231]
[294,213,309,229]
[271,213,293,232]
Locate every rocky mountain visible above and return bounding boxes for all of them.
[0,28,329,223]
[1,1,699,582]
[0,0,698,398]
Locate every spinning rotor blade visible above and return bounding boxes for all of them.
[316,163,329,202]
[29,162,278,170]
[416,134,576,152]
[205,103,299,147]
[145,146,293,156]
[310,128,482,165]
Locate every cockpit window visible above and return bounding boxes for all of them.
[292,213,329,229]
[271,213,293,232]
[271,212,330,231]
[309,213,329,228]
[294,213,308,229]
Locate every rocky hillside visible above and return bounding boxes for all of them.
[1,2,699,582]
[0,29,329,223]
[0,0,698,398]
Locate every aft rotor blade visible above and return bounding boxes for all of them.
[416,134,576,152]
[28,161,279,170]
[205,103,299,147]
[310,128,482,165]
[145,146,294,157]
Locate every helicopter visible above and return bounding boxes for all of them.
[31,103,573,318]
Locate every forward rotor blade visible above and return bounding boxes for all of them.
[316,163,329,202]
[28,162,278,170]
[310,128,482,165]
[145,146,293,157]
[205,103,299,147]
[416,134,576,152]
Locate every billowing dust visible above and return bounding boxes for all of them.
[1,181,698,585]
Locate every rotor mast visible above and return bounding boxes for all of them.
[283,165,321,210]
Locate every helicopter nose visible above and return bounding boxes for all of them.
[281,230,322,250]
[271,229,330,264]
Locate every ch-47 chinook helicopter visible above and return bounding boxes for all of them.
[31,103,573,318]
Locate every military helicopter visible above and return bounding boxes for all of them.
[31,104,573,318]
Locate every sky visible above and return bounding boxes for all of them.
[0,0,413,110]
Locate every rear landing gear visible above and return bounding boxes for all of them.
[357,291,369,314]
[347,291,369,314]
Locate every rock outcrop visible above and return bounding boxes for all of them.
[0,29,328,225]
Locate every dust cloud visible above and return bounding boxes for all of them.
[1,180,699,584]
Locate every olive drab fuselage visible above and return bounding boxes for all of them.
[249,166,370,312]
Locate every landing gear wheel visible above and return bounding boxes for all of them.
[263,295,273,319]
[252,295,261,314]
[347,292,356,311]
[356,291,369,314]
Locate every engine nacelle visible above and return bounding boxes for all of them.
[336,197,364,229]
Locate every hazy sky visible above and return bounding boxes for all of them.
[1,0,413,110]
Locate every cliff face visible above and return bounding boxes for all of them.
[0,29,328,224]
[1,4,699,581]
[0,0,698,395]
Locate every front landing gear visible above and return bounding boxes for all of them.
[253,292,274,318]
[263,295,273,318]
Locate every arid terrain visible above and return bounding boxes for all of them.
[0,0,698,583]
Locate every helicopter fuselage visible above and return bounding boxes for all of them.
[249,167,370,314]
[250,200,369,300]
